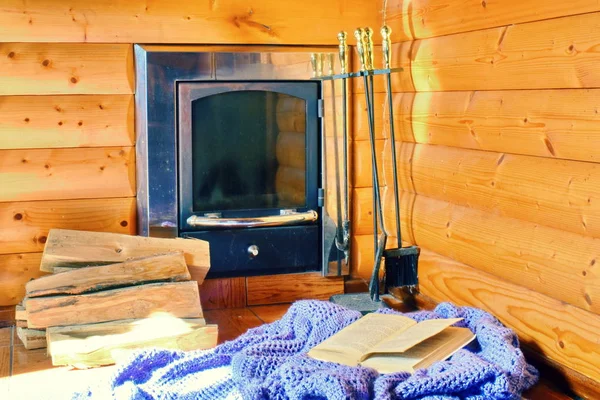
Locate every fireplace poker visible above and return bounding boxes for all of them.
[355,27,388,301]
[380,26,420,302]
[335,32,351,264]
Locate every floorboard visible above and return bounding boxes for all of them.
[249,304,290,324]
[204,308,265,344]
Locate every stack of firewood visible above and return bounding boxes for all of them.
[16,229,217,369]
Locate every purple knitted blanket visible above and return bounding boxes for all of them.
[75,300,538,400]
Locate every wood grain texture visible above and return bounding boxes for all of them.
[246,273,344,306]
[0,347,9,378]
[26,281,202,329]
[40,229,210,283]
[16,327,46,350]
[199,277,247,310]
[0,147,135,202]
[353,90,385,141]
[0,307,15,326]
[383,0,600,41]
[385,143,600,239]
[417,248,600,382]
[26,252,190,298]
[350,235,398,281]
[249,304,290,324]
[47,317,216,368]
[388,90,600,163]
[388,12,600,92]
[0,0,377,45]
[0,197,136,255]
[372,190,600,314]
[352,139,386,188]
[0,43,133,95]
[203,308,264,344]
[0,95,134,149]
[276,132,306,170]
[0,253,45,306]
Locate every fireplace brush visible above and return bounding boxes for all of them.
[380,26,420,302]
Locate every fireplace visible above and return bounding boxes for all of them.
[135,45,349,278]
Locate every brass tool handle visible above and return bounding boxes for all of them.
[364,27,374,70]
[381,25,392,69]
[337,31,348,74]
[354,28,366,71]
[310,53,318,77]
[316,53,324,77]
[187,210,319,229]
[327,53,335,75]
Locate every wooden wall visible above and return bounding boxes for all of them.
[0,1,378,307]
[349,0,600,395]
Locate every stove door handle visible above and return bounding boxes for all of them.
[186,210,318,229]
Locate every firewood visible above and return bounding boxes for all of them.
[26,252,190,298]
[15,304,27,321]
[26,281,202,329]
[47,316,217,368]
[39,229,210,284]
[17,327,47,350]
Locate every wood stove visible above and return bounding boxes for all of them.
[135,45,349,278]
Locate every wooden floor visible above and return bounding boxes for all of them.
[0,302,572,400]
[0,304,290,399]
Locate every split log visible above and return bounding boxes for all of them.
[26,281,202,329]
[26,252,190,298]
[47,316,217,368]
[39,229,210,283]
[16,327,46,350]
[15,304,26,321]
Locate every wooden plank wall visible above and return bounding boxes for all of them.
[0,1,379,307]
[349,0,600,394]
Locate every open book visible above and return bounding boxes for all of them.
[307,313,475,374]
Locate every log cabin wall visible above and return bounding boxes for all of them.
[349,0,600,395]
[0,0,378,307]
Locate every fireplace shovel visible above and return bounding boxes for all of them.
[380,26,420,304]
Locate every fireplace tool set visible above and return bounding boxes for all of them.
[316,26,421,312]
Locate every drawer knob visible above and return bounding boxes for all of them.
[247,245,259,258]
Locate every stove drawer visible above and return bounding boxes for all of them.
[182,225,320,278]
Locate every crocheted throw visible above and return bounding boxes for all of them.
[74,300,538,400]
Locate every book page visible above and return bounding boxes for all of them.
[361,318,463,360]
[307,313,417,367]
[360,327,475,374]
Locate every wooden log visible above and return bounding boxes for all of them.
[26,252,191,298]
[0,43,133,95]
[372,190,600,314]
[276,96,305,113]
[246,272,343,305]
[47,317,217,368]
[352,139,386,188]
[384,0,600,41]
[39,229,210,283]
[353,90,385,141]
[26,281,203,329]
[16,327,46,350]
[0,0,377,45]
[389,12,600,92]
[0,197,136,255]
[276,112,305,133]
[0,95,134,150]
[388,90,600,163]
[0,147,135,202]
[385,143,600,239]
[351,235,398,282]
[417,247,600,383]
[0,253,45,306]
[275,166,305,206]
[276,132,305,169]
[15,304,26,321]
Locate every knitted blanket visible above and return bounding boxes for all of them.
[74,300,538,400]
